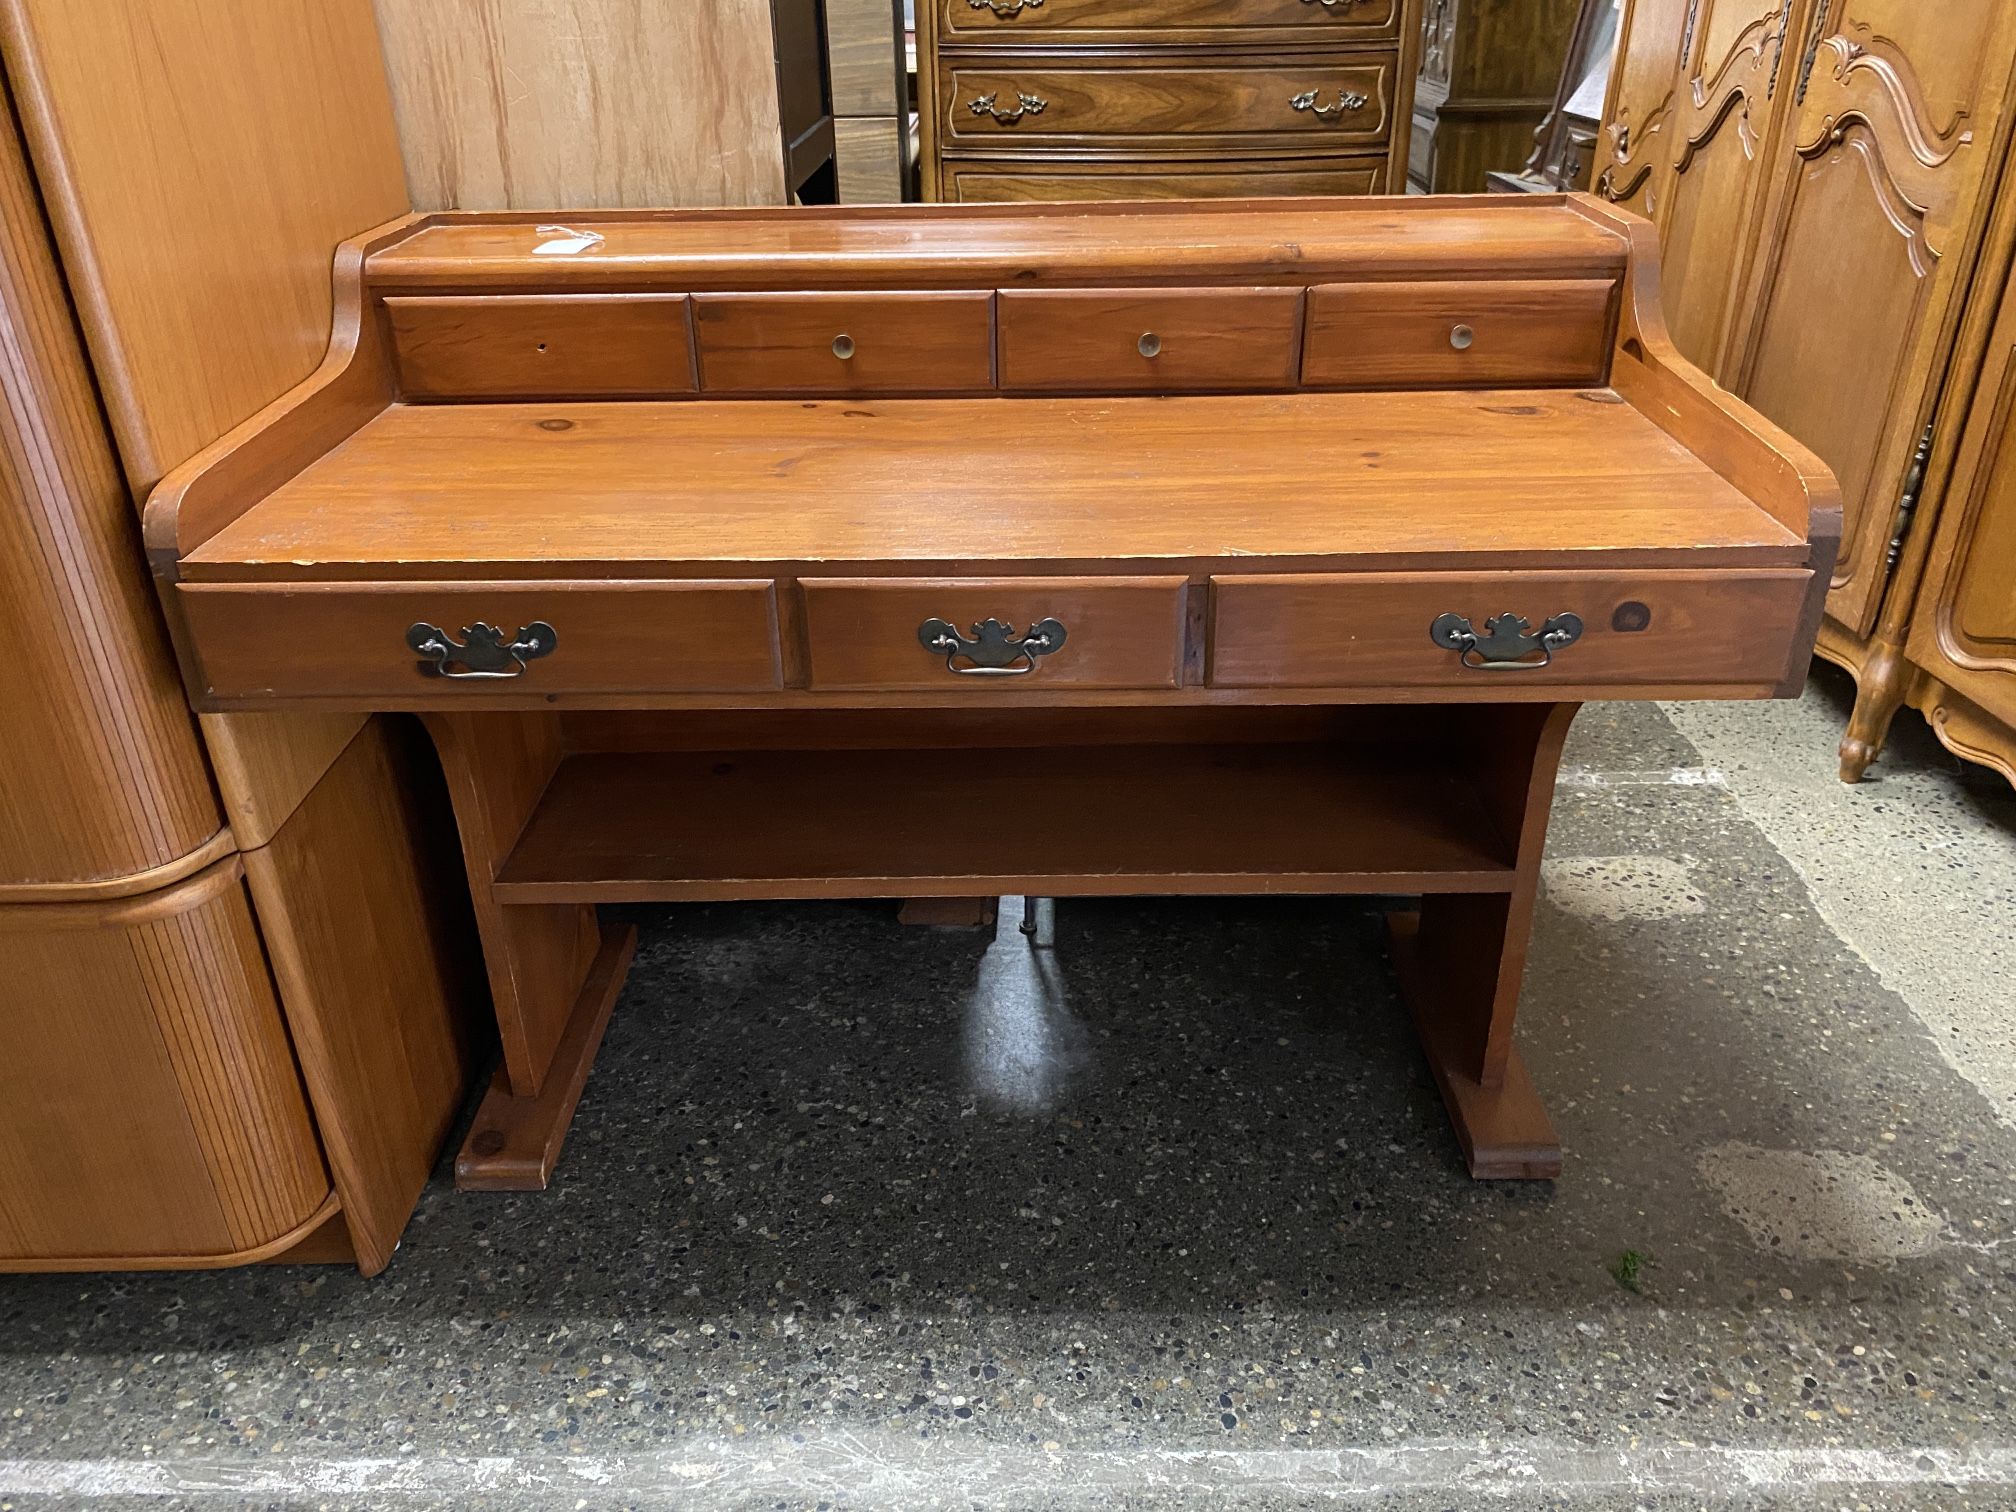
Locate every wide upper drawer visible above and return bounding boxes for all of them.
[1302,280,1617,389]
[1209,571,1811,689]
[177,581,782,701]
[802,577,1188,690]
[939,56,1394,145]
[941,154,1389,202]
[693,292,995,395]
[935,0,1403,45]
[999,288,1302,392]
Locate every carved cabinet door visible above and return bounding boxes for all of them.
[1728,0,2016,636]
[1595,0,1696,222]
[1632,0,1808,377]
[1903,240,2016,785]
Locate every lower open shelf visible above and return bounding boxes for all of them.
[491,741,1517,903]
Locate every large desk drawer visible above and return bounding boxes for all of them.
[939,56,1395,147]
[179,580,782,700]
[802,577,1188,690]
[1208,571,1811,689]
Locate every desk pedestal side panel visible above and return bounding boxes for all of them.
[0,863,332,1268]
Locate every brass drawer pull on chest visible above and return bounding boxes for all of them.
[831,333,856,360]
[1429,611,1584,671]
[407,621,559,679]
[1291,88,1370,120]
[1299,0,1377,9]
[969,90,1048,124]
[918,616,1069,676]
[966,0,1043,14]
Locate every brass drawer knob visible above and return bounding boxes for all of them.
[918,616,1068,677]
[408,621,558,680]
[968,90,1048,124]
[1429,611,1583,671]
[1138,332,1162,358]
[832,333,856,360]
[1290,87,1369,121]
[1450,323,1476,350]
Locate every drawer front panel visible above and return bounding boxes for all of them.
[180,581,782,700]
[694,292,995,394]
[940,58,1395,146]
[386,295,696,401]
[803,577,1188,690]
[938,0,1402,44]
[943,156,1388,202]
[1303,280,1616,389]
[1209,571,1811,689]
[998,288,1302,392]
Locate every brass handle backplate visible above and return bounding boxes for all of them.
[968,90,1048,124]
[1290,87,1370,120]
[967,0,1044,14]
[1429,611,1584,671]
[407,621,559,680]
[919,616,1068,677]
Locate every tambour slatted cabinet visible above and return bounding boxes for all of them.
[145,197,1839,1191]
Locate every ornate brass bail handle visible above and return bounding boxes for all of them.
[1428,611,1584,671]
[1300,0,1378,9]
[407,621,559,679]
[966,0,1044,14]
[1290,87,1370,120]
[968,90,1048,124]
[918,616,1068,677]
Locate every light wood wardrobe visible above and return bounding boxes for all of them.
[1594,0,2016,786]
[0,0,484,1275]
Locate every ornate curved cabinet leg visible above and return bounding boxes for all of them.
[0,862,335,1269]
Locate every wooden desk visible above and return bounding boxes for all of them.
[144,197,1838,1199]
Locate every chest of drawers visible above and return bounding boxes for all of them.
[917,0,1424,202]
[144,197,1836,1212]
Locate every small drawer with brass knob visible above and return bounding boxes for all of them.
[693,291,995,395]
[998,287,1302,393]
[1301,279,1618,390]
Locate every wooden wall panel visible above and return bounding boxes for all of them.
[0,861,331,1265]
[372,0,788,210]
[0,70,221,890]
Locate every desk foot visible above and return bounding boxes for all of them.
[455,923,637,1191]
[1385,910,1561,1181]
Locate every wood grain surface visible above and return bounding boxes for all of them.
[1302,278,1616,389]
[372,0,788,210]
[0,860,329,1264]
[0,75,220,888]
[179,392,1801,579]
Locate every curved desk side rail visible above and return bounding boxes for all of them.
[1567,197,1842,695]
[141,213,425,568]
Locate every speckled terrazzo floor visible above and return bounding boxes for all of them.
[5,673,2016,1510]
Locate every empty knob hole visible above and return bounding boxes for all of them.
[832,334,856,360]
[1449,324,1475,351]
[1138,332,1162,358]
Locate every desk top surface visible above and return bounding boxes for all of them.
[184,390,1802,580]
